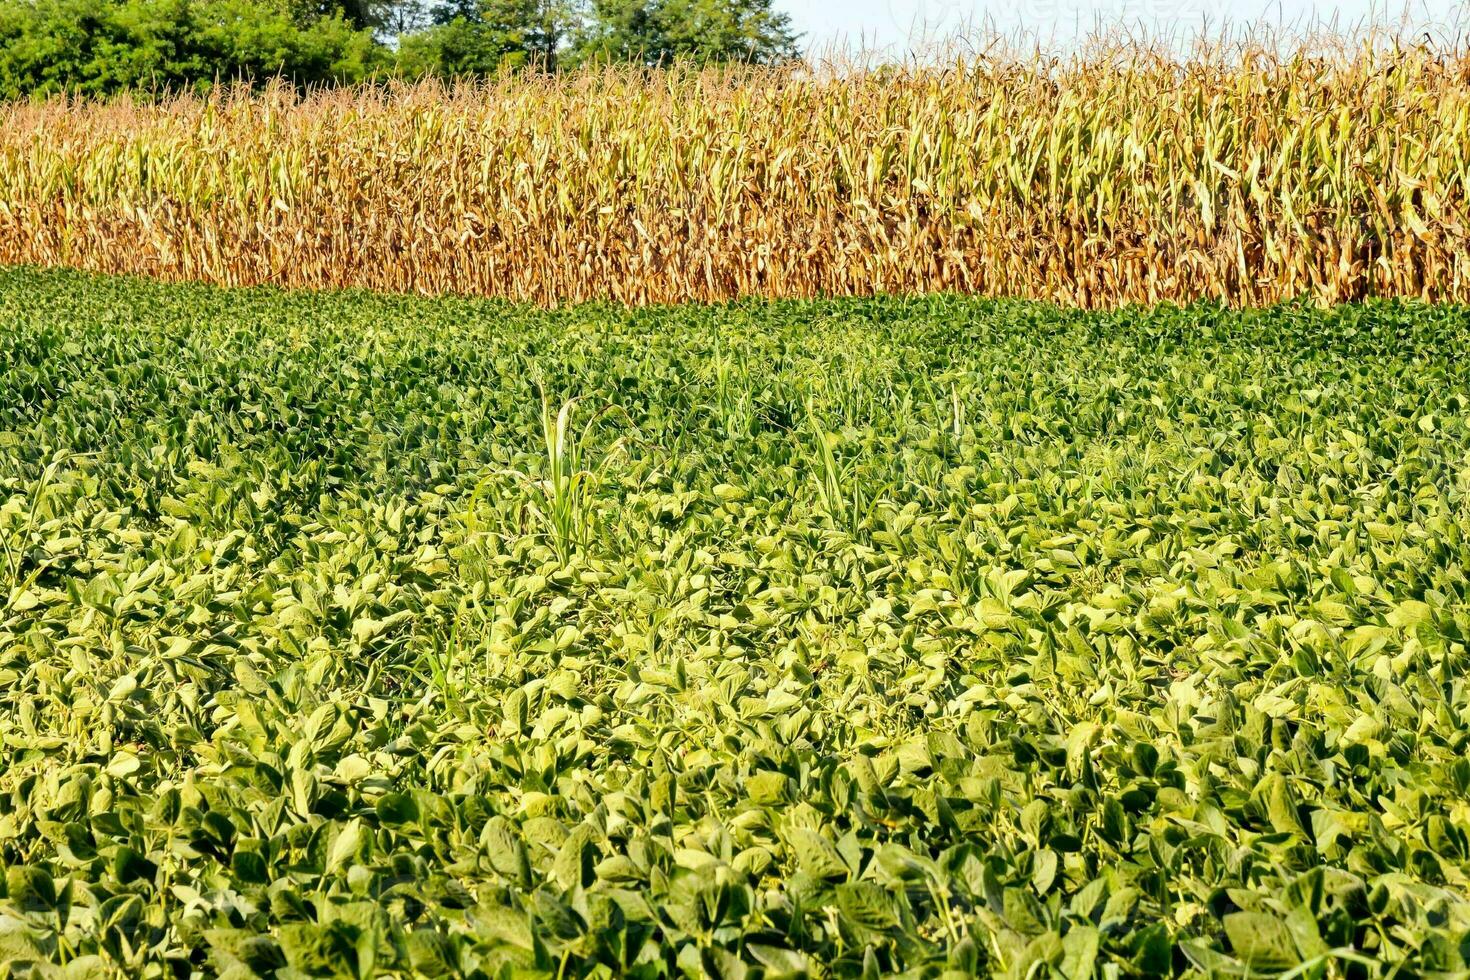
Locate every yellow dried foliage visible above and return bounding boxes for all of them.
[2,45,1468,306]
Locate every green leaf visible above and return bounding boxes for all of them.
[552,824,598,891]
[1060,925,1099,980]
[834,882,898,931]
[231,851,270,885]
[785,829,848,880]
[745,770,792,804]
[327,818,367,874]
[748,944,810,978]
[531,888,584,941]
[6,866,57,913]
[376,793,420,826]
[1224,912,1301,970]
[1257,774,1307,837]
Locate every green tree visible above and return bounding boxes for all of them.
[393,0,797,78]
[292,0,383,30]
[0,0,803,97]
[396,0,574,76]
[0,0,380,97]
[571,0,798,66]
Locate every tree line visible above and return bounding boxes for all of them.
[0,0,801,98]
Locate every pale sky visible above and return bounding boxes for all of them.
[780,0,1466,55]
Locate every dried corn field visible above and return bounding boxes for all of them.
[2,44,1470,307]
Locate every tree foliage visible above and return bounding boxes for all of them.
[0,0,378,97]
[573,0,798,66]
[398,0,571,75]
[0,0,801,96]
[291,0,391,31]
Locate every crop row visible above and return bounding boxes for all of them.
[1,268,1469,975]
[3,45,1470,307]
